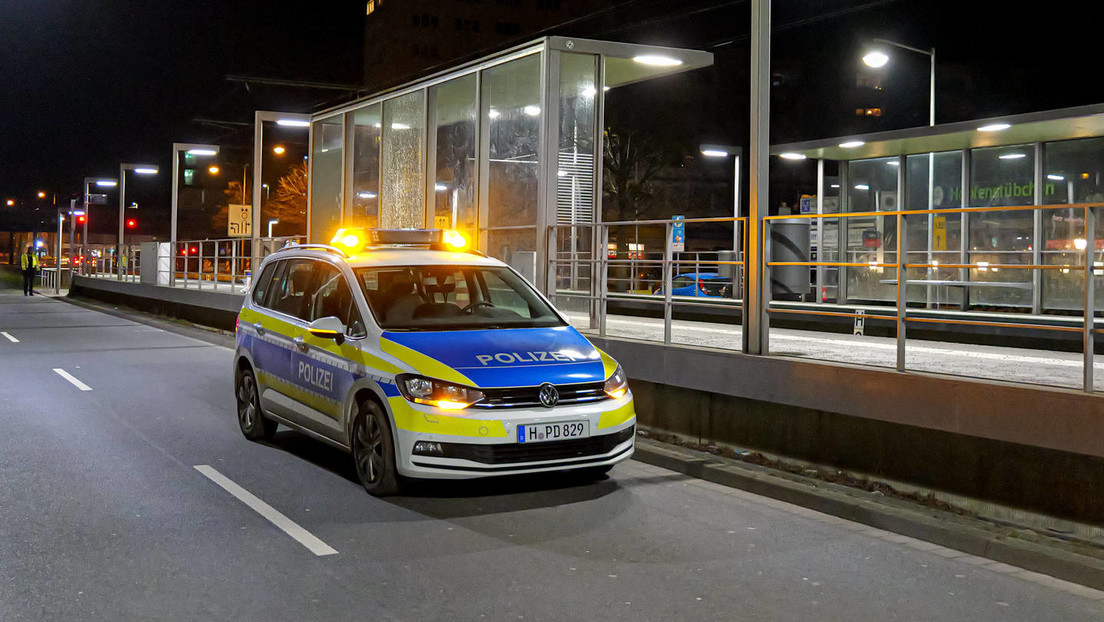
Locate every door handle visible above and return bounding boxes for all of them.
[253,323,265,335]
[293,336,309,352]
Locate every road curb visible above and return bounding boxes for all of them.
[632,440,1104,592]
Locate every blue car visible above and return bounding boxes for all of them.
[654,273,732,297]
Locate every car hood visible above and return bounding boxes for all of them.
[380,326,608,388]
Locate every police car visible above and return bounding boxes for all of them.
[234,228,635,495]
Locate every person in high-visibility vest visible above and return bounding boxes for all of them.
[20,245,38,296]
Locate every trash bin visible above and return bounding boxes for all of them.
[770,218,811,301]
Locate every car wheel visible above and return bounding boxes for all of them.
[352,400,402,496]
[236,367,277,441]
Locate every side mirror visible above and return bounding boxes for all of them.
[307,316,346,345]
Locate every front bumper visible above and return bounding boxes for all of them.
[388,394,636,479]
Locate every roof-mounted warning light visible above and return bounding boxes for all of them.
[331,228,471,253]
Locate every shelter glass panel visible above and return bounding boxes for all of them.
[844,157,897,303]
[904,151,963,306]
[430,74,477,237]
[349,104,382,229]
[381,90,426,229]
[967,145,1034,309]
[1042,137,1104,312]
[310,117,343,243]
[482,53,540,270]
[556,52,598,295]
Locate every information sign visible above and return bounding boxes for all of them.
[228,204,252,237]
[671,215,685,252]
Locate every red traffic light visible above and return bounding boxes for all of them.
[76,215,87,225]
[126,219,137,229]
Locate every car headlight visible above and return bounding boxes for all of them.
[604,365,629,399]
[396,374,485,410]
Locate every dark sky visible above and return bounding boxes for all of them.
[2,0,1103,209]
[0,0,364,202]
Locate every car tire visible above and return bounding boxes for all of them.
[236,367,278,441]
[352,400,402,496]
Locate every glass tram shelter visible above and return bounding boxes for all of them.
[771,104,1104,316]
[305,36,712,291]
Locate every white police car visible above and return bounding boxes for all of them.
[234,229,635,495]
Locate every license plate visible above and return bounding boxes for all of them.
[518,421,589,443]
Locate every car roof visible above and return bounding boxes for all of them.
[265,245,506,270]
[675,272,729,279]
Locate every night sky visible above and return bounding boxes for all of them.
[2,0,1103,218]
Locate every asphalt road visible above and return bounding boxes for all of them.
[2,284,1103,621]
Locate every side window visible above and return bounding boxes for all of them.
[251,261,280,307]
[346,302,367,338]
[309,264,349,322]
[310,264,368,338]
[261,260,288,309]
[269,259,316,320]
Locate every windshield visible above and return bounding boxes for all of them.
[355,265,567,331]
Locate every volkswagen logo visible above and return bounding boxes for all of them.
[538,383,559,408]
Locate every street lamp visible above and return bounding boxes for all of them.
[171,142,220,285]
[252,111,309,269]
[862,38,936,127]
[118,163,159,280]
[82,177,118,275]
[268,219,279,237]
[700,143,743,249]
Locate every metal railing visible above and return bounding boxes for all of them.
[75,236,305,293]
[548,217,747,343]
[764,203,1101,392]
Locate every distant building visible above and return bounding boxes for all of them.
[362,0,617,90]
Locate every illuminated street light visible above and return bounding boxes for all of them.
[633,54,683,67]
[273,146,286,155]
[698,144,742,258]
[117,163,159,280]
[861,51,889,68]
[861,38,935,127]
[208,165,220,175]
[81,176,119,274]
[171,142,220,284]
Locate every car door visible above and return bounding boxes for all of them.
[256,257,318,427]
[291,261,362,439]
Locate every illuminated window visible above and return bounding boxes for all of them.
[366,0,375,15]
[856,108,883,117]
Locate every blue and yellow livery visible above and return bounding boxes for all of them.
[233,230,635,495]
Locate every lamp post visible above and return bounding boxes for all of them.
[118,163,159,280]
[171,143,220,285]
[862,38,935,127]
[83,177,118,275]
[252,111,310,272]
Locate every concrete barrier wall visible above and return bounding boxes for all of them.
[591,336,1104,524]
[70,276,242,331]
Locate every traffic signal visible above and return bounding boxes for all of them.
[76,214,87,225]
[126,218,137,229]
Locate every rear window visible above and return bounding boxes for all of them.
[355,265,565,331]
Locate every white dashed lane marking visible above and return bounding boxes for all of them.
[194,465,338,557]
[1,331,18,343]
[53,368,92,391]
